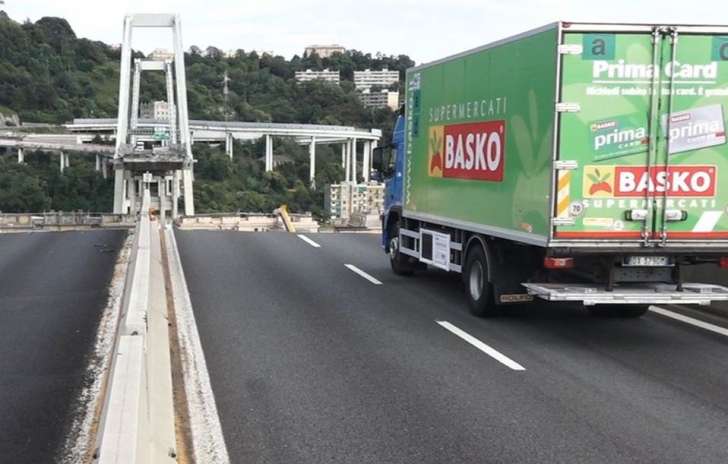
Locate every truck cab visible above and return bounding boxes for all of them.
[380,111,406,250]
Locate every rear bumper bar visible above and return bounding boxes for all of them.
[522,282,728,306]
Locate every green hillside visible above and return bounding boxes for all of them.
[0,11,413,215]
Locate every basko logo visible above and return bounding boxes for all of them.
[583,165,717,198]
[428,121,505,181]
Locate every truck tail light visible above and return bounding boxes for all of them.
[720,257,728,269]
[544,257,574,269]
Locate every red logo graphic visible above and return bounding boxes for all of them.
[429,121,506,181]
[614,165,717,197]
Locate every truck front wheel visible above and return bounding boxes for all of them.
[389,224,415,276]
[464,245,498,317]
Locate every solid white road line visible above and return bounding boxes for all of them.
[345,264,383,285]
[650,306,728,338]
[436,320,526,371]
[297,234,321,248]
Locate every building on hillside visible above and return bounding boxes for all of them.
[149,48,174,61]
[304,44,346,58]
[353,68,399,91]
[358,89,400,111]
[295,69,341,84]
[140,101,171,120]
[325,182,384,222]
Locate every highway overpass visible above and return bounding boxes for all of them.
[67,118,382,182]
[1,119,383,184]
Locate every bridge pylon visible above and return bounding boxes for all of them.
[112,14,194,217]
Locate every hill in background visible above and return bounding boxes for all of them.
[0,12,414,215]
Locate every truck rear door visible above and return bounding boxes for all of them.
[654,28,728,243]
[553,25,728,245]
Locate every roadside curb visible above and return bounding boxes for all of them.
[94,191,177,464]
[164,227,230,464]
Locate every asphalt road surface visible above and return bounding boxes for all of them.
[0,230,126,464]
[176,230,728,464]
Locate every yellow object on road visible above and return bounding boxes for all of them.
[277,205,296,233]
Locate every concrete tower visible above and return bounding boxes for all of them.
[113,14,194,218]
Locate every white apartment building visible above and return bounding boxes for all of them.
[358,89,400,111]
[304,44,346,58]
[140,101,171,120]
[295,68,341,84]
[353,68,400,91]
[325,182,384,220]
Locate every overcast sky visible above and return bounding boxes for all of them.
[2,0,725,64]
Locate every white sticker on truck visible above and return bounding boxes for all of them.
[692,210,723,232]
[661,104,726,154]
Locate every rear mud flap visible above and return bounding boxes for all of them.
[522,282,728,306]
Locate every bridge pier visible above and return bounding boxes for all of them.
[128,173,137,214]
[341,144,346,169]
[351,138,358,182]
[111,14,195,219]
[225,133,233,160]
[309,137,316,186]
[182,168,194,216]
[265,135,273,172]
[363,141,370,183]
[95,154,101,171]
[172,170,180,219]
[344,140,351,181]
[158,177,166,223]
[59,152,69,173]
[17,148,24,164]
[130,59,142,147]
[113,167,125,213]
[102,159,108,179]
[370,140,377,179]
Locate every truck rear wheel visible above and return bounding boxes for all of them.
[464,245,498,317]
[389,224,415,276]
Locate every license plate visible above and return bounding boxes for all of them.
[623,255,671,267]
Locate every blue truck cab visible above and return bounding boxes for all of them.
[381,113,406,250]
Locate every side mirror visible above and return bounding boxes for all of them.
[372,145,394,177]
[372,146,385,173]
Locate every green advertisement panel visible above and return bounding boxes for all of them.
[557,30,728,241]
[403,27,558,242]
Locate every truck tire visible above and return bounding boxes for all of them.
[589,304,650,318]
[389,224,415,276]
[464,244,498,317]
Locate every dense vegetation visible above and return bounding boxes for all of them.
[0,152,113,212]
[0,12,413,215]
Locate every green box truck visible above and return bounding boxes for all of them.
[377,22,728,317]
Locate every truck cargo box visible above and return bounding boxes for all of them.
[403,22,728,249]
